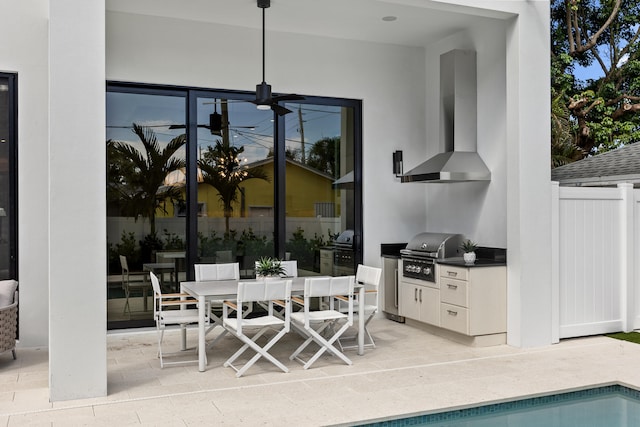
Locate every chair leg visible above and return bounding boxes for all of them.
[11,349,16,359]
[291,321,352,369]
[226,327,288,377]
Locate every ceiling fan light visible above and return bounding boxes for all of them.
[256,82,272,103]
[256,105,271,111]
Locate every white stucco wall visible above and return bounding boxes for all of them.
[106,11,430,267]
[0,1,50,347]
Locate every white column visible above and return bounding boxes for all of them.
[49,0,106,400]
[619,183,634,332]
[504,2,553,347]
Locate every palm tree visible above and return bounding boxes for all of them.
[198,141,270,233]
[107,123,186,235]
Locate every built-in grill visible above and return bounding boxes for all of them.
[400,232,464,282]
[333,230,355,275]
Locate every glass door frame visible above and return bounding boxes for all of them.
[107,82,363,284]
[1,72,18,280]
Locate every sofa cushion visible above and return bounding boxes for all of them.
[0,279,18,307]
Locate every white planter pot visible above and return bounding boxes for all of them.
[463,252,476,264]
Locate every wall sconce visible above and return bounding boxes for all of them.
[393,150,403,177]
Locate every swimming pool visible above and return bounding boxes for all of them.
[355,384,640,427]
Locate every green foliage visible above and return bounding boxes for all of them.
[107,123,186,234]
[286,227,326,270]
[139,232,164,263]
[198,141,270,233]
[198,229,238,259]
[460,239,478,253]
[163,229,184,250]
[255,257,286,277]
[550,0,640,161]
[107,231,141,273]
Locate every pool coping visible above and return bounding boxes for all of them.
[342,382,640,427]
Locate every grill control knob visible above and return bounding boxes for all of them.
[422,267,431,276]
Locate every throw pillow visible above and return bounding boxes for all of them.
[0,279,18,307]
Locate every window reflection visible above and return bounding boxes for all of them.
[284,104,356,276]
[106,91,186,326]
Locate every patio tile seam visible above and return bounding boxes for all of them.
[0,338,619,418]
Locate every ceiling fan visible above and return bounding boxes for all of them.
[252,0,304,116]
[168,99,256,136]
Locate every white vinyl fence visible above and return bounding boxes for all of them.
[552,182,640,340]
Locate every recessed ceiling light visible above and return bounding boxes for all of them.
[382,16,397,22]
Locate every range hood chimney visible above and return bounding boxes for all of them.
[401,49,491,183]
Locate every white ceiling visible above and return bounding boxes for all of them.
[105,0,497,47]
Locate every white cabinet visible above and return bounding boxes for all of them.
[399,276,440,326]
[319,249,333,275]
[438,265,506,336]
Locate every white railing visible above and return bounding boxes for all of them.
[552,182,638,339]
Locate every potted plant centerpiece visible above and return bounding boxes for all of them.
[255,256,286,278]
[460,239,478,264]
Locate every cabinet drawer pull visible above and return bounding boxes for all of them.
[447,310,458,316]
[447,284,458,290]
[447,271,457,277]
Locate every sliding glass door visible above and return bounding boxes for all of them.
[106,83,361,329]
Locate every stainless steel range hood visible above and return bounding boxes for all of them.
[402,49,491,183]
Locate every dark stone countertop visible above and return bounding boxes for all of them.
[437,257,506,268]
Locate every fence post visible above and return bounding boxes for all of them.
[551,182,560,343]
[619,183,635,332]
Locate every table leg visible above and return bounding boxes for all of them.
[198,294,206,372]
[358,286,365,356]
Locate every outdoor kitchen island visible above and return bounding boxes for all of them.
[399,252,507,347]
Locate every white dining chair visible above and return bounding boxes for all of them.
[289,276,355,369]
[337,264,382,350]
[222,279,292,377]
[119,255,151,314]
[150,272,207,368]
[194,263,243,348]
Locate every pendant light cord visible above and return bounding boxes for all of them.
[262,6,266,83]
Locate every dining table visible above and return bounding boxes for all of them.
[180,276,366,372]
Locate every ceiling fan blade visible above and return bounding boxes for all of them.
[168,124,212,130]
[271,104,292,116]
[272,94,305,102]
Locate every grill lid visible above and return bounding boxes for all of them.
[333,229,354,249]
[402,232,464,259]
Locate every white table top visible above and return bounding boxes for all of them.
[181,276,314,298]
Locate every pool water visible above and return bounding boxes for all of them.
[356,385,640,427]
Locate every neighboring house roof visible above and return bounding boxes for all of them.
[245,157,335,181]
[551,143,640,187]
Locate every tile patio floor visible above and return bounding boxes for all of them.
[2,319,640,426]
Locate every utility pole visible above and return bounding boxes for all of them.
[298,106,305,163]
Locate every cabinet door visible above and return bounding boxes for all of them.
[418,286,440,326]
[399,282,420,321]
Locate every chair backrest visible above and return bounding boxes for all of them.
[237,279,292,303]
[119,255,129,273]
[194,263,240,281]
[149,271,162,296]
[305,276,354,298]
[280,260,298,277]
[356,265,382,289]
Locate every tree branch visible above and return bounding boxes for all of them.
[569,0,622,55]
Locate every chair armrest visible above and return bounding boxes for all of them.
[160,298,198,307]
[291,296,305,306]
[335,295,349,302]
[223,300,238,311]
[273,299,287,308]
[163,292,191,299]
